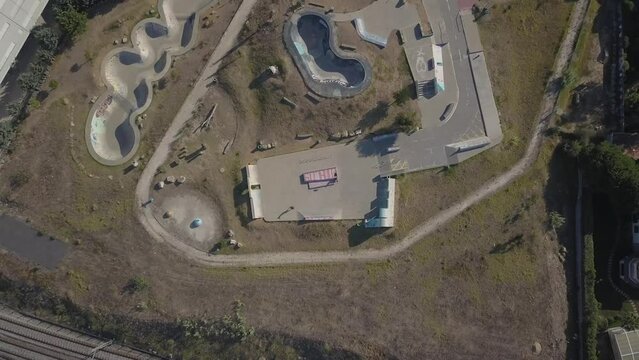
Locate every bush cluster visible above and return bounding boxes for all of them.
[584,234,601,360]
[579,142,639,213]
[181,300,255,344]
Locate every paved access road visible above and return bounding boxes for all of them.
[0,304,159,360]
[137,0,591,267]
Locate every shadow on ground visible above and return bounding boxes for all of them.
[542,145,579,360]
[347,224,387,247]
[233,166,251,227]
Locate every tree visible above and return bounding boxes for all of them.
[56,7,88,39]
[624,0,635,12]
[36,50,55,65]
[549,211,566,231]
[627,87,639,109]
[33,27,59,52]
[18,72,41,93]
[393,86,411,106]
[6,100,24,118]
[580,142,639,213]
[623,311,639,330]
[395,112,419,133]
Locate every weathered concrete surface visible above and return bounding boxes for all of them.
[0,215,68,269]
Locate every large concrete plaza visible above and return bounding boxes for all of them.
[248,144,381,222]
[248,0,502,225]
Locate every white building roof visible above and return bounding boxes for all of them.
[0,0,49,84]
[609,327,639,360]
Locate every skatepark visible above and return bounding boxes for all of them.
[86,0,215,166]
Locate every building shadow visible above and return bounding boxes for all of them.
[249,70,273,89]
[355,132,398,157]
[357,101,390,129]
[86,0,126,18]
[233,167,251,226]
[347,224,387,247]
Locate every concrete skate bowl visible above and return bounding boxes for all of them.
[284,10,372,98]
[86,0,215,166]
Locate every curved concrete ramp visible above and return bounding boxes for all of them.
[86,0,216,166]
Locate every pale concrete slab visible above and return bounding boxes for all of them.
[332,0,421,47]
[254,144,381,222]
[461,12,483,54]
[403,37,434,84]
[470,51,502,142]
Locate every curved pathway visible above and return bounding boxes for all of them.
[136,0,591,267]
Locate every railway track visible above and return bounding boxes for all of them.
[0,305,160,360]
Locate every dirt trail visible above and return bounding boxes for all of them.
[137,0,591,267]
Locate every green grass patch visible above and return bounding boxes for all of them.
[66,270,89,293]
[486,247,537,284]
[204,264,336,279]
[557,0,600,111]
[365,260,396,284]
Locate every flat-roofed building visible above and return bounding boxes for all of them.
[608,327,639,360]
[0,0,49,85]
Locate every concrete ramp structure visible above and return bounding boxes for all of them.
[86,0,216,166]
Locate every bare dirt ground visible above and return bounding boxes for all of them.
[152,187,223,251]
[0,0,577,358]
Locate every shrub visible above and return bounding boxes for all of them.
[549,211,566,231]
[9,172,30,189]
[395,112,419,133]
[56,7,88,39]
[84,50,95,63]
[181,300,254,344]
[584,234,601,360]
[126,276,149,293]
[49,80,59,90]
[393,86,411,106]
[33,26,60,52]
[29,98,41,110]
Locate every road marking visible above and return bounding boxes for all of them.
[458,49,462,60]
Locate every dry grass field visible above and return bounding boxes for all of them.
[0,0,580,358]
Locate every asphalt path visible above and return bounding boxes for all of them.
[0,215,69,269]
[136,0,591,267]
